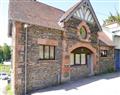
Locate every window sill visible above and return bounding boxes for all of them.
[70,64,87,67]
[38,59,55,60]
[38,59,57,62]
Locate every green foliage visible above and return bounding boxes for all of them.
[107,67,115,73]
[80,27,86,39]
[0,46,4,63]
[6,84,11,91]
[103,11,120,25]
[101,67,115,74]
[80,27,84,34]
[0,43,11,63]
[6,84,13,95]
[0,64,11,75]
[2,43,11,61]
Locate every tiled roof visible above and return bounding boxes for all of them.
[98,32,114,46]
[9,0,113,46]
[9,0,65,30]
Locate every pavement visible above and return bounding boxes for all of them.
[31,72,120,95]
[0,79,8,95]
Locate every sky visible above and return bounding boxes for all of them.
[0,0,120,46]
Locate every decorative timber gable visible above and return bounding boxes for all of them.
[59,0,102,32]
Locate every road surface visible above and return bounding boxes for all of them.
[31,72,120,95]
[0,80,7,95]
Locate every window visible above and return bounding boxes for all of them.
[45,46,49,59]
[50,46,55,59]
[81,54,86,64]
[70,53,74,65]
[70,53,87,65]
[39,45,55,60]
[79,27,87,39]
[39,45,43,59]
[100,50,108,57]
[75,54,80,64]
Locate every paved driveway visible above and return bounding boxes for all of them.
[31,72,120,95]
[0,80,7,95]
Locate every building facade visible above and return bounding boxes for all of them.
[9,0,115,95]
[102,23,120,70]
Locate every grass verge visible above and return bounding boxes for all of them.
[6,84,13,95]
[0,64,11,75]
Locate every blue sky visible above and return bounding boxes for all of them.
[0,0,120,45]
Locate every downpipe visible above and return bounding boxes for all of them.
[24,24,28,95]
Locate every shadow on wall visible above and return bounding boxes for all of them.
[29,72,120,94]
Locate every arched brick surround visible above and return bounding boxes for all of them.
[77,21,91,33]
[69,43,96,53]
[68,42,96,67]
[77,21,91,42]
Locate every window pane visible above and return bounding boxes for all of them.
[75,54,80,64]
[70,53,74,65]
[45,46,49,59]
[50,46,55,59]
[100,50,107,57]
[81,54,86,64]
[39,45,43,59]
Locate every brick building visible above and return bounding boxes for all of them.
[8,0,115,95]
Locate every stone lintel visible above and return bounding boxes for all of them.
[37,38,58,46]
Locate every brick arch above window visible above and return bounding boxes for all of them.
[68,42,96,54]
[68,42,97,66]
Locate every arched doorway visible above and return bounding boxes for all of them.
[68,43,96,80]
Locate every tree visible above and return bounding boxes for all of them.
[2,43,11,61]
[0,46,4,63]
[103,11,120,25]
